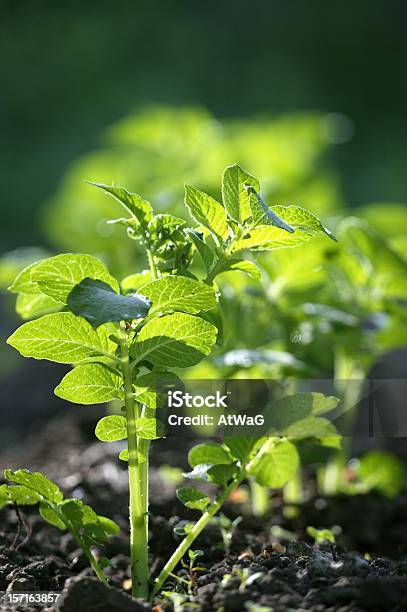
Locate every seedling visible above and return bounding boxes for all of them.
[0,470,119,583]
[6,164,337,600]
[306,526,336,545]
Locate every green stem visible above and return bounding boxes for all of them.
[74,533,108,585]
[151,473,245,599]
[250,480,269,518]
[151,436,279,599]
[119,323,149,599]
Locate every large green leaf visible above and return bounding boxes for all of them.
[9,260,45,294]
[30,253,119,303]
[59,499,98,529]
[84,515,120,542]
[222,164,260,223]
[230,224,328,253]
[271,205,336,241]
[67,278,151,327]
[184,185,229,242]
[121,270,153,292]
[4,469,63,504]
[139,275,217,316]
[249,440,299,488]
[7,312,113,364]
[16,293,63,320]
[248,190,294,233]
[188,443,232,468]
[130,312,217,367]
[95,415,128,441]
[55,364,123,404]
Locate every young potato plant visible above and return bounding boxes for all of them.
[0,470,119,583]
[6,164,337,600]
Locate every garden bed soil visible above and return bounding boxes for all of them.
[1,412,407,611]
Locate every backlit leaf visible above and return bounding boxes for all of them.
[30,253,119,303]
[135,417,165,439]
[188,443,232,468]
[4,469,63,504]
[95,415,127,441]
[222,164,260,223]
[184,185,229,242]
[7,312,114,364]
[250,440,299,488]
[89,183,153,228]
[130,312,217,367]
[55,364,123,404]
[140,275,217,316]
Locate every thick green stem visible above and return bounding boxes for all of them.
[119,324,149,599]
[250,480,269,517]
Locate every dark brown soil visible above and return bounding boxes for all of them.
[1,412,407,611]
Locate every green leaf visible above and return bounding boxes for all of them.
[7,485,41,506]
[269,392,339,434]
[39,503,66,530]
[9,260,45,294]
[140,275,217,316]
[134,371,180,409]
[59,499,98,528]
[130,312,217,367]
[188,443,232,468]
[223,437,256,463]
[95,415,127,441]
[7,312,114,364]
[207,463,238,487]
[184,185,229,242]
[30,253,119,303]
[213,258,261,281]
[270,205,337,241]
[284,416,337,438]
[118,449,129,462]
[356,451,405,498]
[16,293,63,320]
[4,469,63,504]
[135,417,165,439]
[55,364,123,404]
[121,270,152,293]
[176,487,210,511]
[222,164,260,223]
[249,440,299,488]
[185,229,215,270]
[230,224,324,253]
[67,278,151,327]
[84,515,120,542]
[89,183,153,228]
[248,190,294,233]
[0,484,10,509]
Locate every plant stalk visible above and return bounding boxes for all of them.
[120,323,150,599]
[151,473,245,599]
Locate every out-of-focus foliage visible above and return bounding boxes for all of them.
[41,107,342,275]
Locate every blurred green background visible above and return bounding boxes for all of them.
[1,0,407,253]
